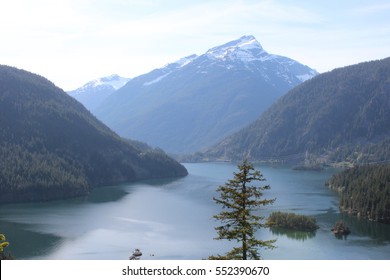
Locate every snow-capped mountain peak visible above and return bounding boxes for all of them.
[206,35,267,62]
[91,35,318,154]
[141,35,317,87]
[202,35,317,83]
[68,74,131,111]
[230,35,263,50]
[78,74,131,92]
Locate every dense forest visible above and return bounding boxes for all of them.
[327,164,390,224]
[200,57,390,165]
[0,65,187,203]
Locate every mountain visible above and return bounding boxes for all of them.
[68,74,130,111]
[200,57,390,164]
[0,65,187,204]
[93,35,317,154]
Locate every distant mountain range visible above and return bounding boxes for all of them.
[0,65,187,204]
[198,57,390,165]
[89,35,317,154]
[68,74,130,111]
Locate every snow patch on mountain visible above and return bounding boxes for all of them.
[296,70,318,82]
[73,74,131,94]
[143,73,171,86]
[99,74,131,89]
[172,54,198,68]
[143,55,198,86]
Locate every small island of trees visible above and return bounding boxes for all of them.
[267,211,319,232]
[331,220,351,237]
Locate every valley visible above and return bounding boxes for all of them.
[1,35,389,260]
[70,36,317,154]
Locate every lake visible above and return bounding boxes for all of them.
[1,162,389,260]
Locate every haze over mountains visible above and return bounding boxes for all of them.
[81,35,317,154]
[200,57,390,165]
[0,65,187,203]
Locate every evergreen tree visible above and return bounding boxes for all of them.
[327,163,390,224]
[210,160,276,260]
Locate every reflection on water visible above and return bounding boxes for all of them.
[86,185,129,203]
[269,227,316,241]
[334,233,349,240]
[341,214,390,243]
[0,219,61,259]
[316,210,390,245]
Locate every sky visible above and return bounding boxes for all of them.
[0,0,389,91]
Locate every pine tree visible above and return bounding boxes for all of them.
[210,160,276,260]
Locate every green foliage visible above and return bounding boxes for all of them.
[267,211,319,231]
[210,160,276,260]
[327,164,390,224]
[0,233,9,252]
[0,233,13,260]
[203,57,390,164]
[0,65,187,204]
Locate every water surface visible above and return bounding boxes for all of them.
[1,162,389,259]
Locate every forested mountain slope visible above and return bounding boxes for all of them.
[0,65,187,203]
[327,164,390,224]
[200,57,390,164]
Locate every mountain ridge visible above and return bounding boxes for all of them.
[93,35,318,154]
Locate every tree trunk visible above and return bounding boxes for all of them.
[242,180,247,260]
[242,234,247,260]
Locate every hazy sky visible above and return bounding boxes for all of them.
[1,0,389,90]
